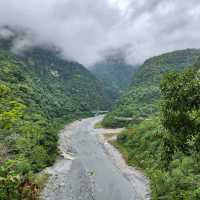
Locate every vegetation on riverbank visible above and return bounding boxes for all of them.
[113,67,200,199]
[0,33,109,199]
[102,49,200,128]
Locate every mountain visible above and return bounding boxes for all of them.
[114,66,200,199]
[0,39,110,116]
[194,55,200,69]
[103,49,200,127]
[90,56,136,102]
[0,32,111,198]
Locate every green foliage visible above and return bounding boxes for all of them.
[104,49,200,127]
[0,84,10,97]
[0,38,110,199]
[114,67,200,199]
[91,57,136,102]
[116,117,200,200]
[160,69,200,164]
[0,159,39,200]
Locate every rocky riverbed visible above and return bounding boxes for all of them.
[41,116,150,200]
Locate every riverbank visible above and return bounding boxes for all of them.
[41,116,150,200]
[96,127,151,200]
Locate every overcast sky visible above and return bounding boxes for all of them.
[0,0,200,66]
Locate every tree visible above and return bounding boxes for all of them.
[160,69,200,165]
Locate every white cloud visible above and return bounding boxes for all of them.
[0,0,200,66]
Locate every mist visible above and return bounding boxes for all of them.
[0,0,200,66]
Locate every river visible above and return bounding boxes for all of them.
[42,116,150,200]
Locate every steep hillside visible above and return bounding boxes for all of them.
[0,36,110,198]
[103,49,200,127]
[91,56,136,101]
[194,56,200,69]
[114,66,200,199]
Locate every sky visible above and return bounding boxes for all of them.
[0,0,200,67]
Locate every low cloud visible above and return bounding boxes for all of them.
[0,0,200,66]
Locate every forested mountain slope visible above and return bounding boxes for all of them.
[113,57,200,199]
[91,56,136,101]
[0,35,110,199]
[103,49,200,127]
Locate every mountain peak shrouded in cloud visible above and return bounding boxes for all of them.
[0,26,15,39]
[0,26,61,58]
[101,46,132,64]
[0,0,200,66]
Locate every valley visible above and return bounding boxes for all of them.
[0,28,200,200]
[103,49,200,128]
[42,116,149,200]
[90,55,136,101]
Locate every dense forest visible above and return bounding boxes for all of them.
[1,28,200,200]
[103,49,200,127]
[91,55,136,102]
[106,52,200,199]
[0,35,110,199]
